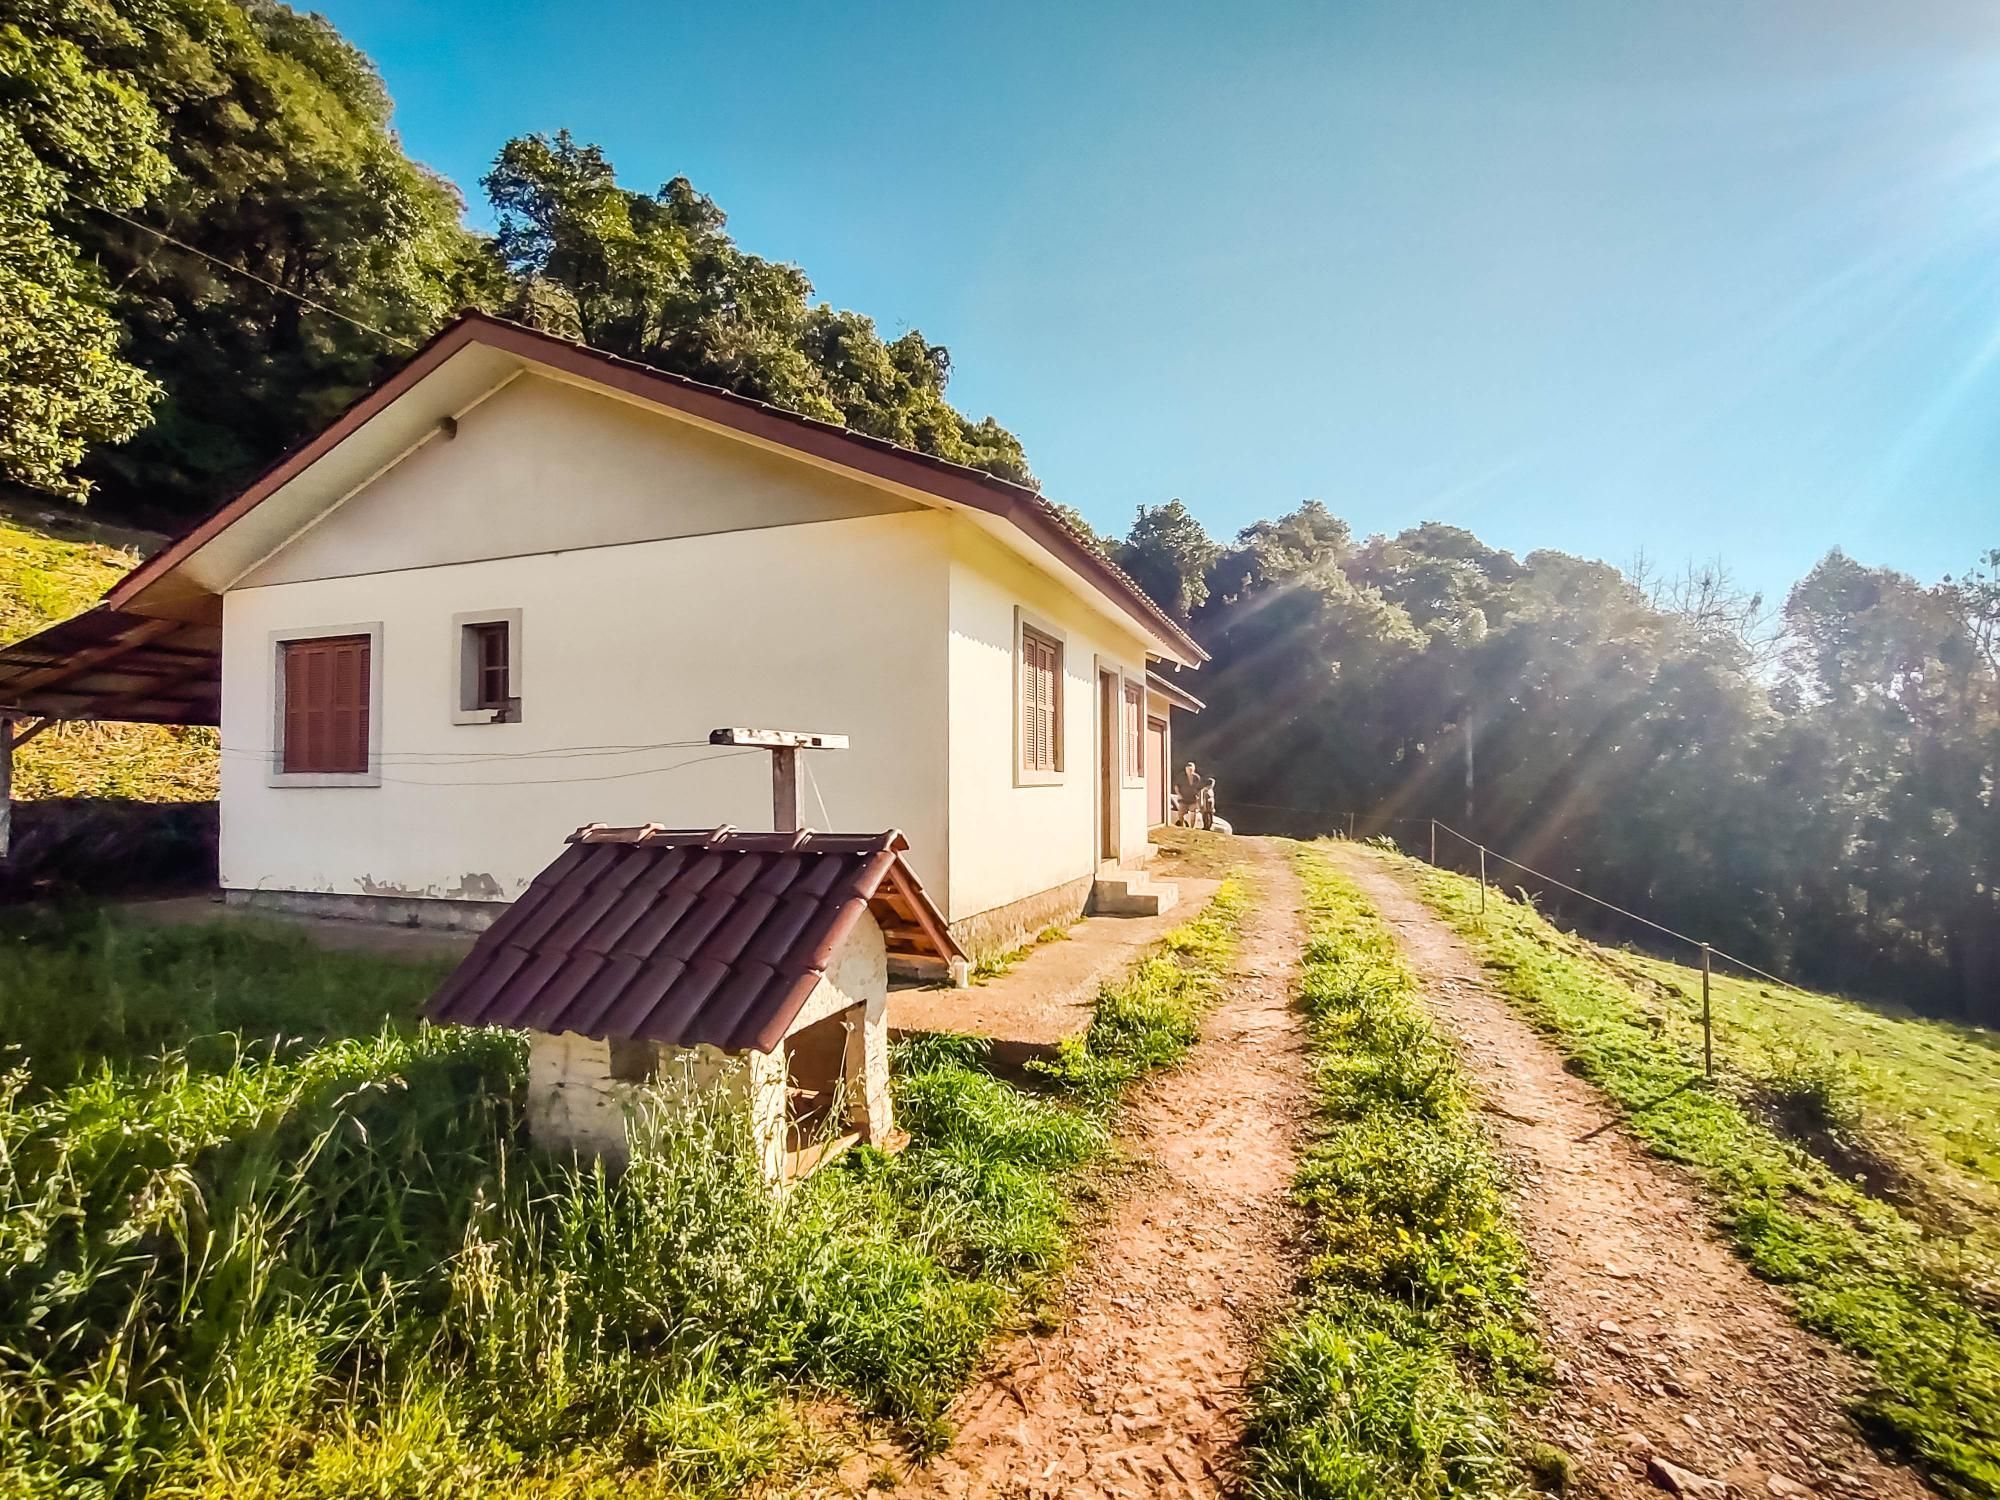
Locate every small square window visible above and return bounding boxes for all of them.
[454,611,522,724]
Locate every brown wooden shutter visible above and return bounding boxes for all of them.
[281,635,371,774]
[1123,681,1142,777]
[1021,627,1061,773]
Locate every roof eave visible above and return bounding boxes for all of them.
[103,311,1209,664]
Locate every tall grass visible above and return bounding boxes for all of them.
[1029,878,1247,1103]
[1403,852,2000,1499]
[0,882,1247,1497]
[1244,849,1545,1499]
[0,907,452,1089]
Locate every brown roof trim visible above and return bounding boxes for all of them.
[1145,668,1205,714]
[109,311,1206,662]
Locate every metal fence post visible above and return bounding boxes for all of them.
[1700,942,1713,1077]
[1430,819,1437,866]
[1478,845,1487,915]
[1346,811,1356,841]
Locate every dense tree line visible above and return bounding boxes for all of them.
[3,1,1992,1021]
[0,0,1026,520]
[1121,503,1998,1024]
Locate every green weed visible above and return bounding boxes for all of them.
[1244,849,1543,1499]
[0,882,1247,1497]
[1028,879,1247,1103]
[1402,852,2000,1499]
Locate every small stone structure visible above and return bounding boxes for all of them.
[424,824,963,1182]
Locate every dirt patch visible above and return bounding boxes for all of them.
[881,837,1308,1499]
[1325,845,1931,1500]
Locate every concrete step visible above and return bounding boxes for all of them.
[1091,871,1181,917]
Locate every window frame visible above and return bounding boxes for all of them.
[1121,675,1146,787]
[267,622,383,787]
[1013,606,1066,787]
[452,609,524,725]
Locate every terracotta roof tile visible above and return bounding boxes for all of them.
[424,826,963,1052]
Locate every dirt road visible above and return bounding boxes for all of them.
[906,837,1308,1499]
[1324,844,1930,1500]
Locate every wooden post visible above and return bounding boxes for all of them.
[0,714,12,860]
[771,747,799,833]
[1478,845,1487,915]
[1700,942,1713,1077]
[708,728,848,834]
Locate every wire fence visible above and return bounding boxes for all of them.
[1276,805,1832,1078]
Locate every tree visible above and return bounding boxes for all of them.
[484,131,1034,487]
[73,0,499,520]
[1114,500,1219,621]
[0,0,168,496]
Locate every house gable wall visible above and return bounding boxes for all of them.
[239,374,918,589]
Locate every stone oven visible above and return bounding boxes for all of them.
[424,823,963,1181]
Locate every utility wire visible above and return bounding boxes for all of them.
[209,738,721,767]
[370,748,757,789]
[1428,818,1825,1004]
[92,206,420,352]
[802,754,834,831]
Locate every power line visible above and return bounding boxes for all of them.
[1427,817,1826,1008]
[802,754,834,830]
[91,206,420,352]
[209,738,721,767]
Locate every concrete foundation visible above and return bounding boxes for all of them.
[225,886,508,931]
[946,872,1095,963]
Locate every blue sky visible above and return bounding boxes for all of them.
[318,0,1998,605]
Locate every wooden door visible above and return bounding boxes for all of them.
[1146,717,1168,825]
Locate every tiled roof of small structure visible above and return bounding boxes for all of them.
[423,825,962,1054]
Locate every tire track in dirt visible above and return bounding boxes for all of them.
[904,837,1308,1499]
[1325,844,1932,1500]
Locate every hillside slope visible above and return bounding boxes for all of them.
[1387,843,1998,1495]
[0,516,217,801]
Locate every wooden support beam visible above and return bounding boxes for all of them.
[4,616,179,697]
[1,715,12,860]
[91,660,218,721]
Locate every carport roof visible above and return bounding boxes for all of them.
[0,606,219,725]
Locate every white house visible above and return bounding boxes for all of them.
[1,313,1204,956]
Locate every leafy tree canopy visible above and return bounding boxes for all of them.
[485,130,1033,489]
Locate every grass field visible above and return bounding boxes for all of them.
[1244,847,1550,1499]
[1393,848,2000,1499]
[0,515,217,800]
[0,880,1245,1499]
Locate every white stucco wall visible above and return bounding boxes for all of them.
[944,522,1153,924]
[215,372,1169,935]
[220,508,950,904]
[240,374,919,589]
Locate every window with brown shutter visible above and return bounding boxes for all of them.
[280,635,371,775]
[1020,625,1063,775]
[1123,679,1144,779]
